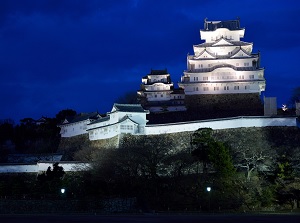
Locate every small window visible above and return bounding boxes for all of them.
[249,75,254,79]
[234,86,239,90]
[203,87,209,91]
[203,77,208,81]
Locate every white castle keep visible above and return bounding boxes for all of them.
[179,18,265,96]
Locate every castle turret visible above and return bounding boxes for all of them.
[138,69,186,113]
[178,19,266,114]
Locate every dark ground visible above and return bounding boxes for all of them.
[0,213,299,223]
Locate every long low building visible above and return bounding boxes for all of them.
[144,116,297,135]
[59,103,150,140]
[59,106,298,141]
[0,162,90,173]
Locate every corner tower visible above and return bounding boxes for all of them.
[178,19,266,115]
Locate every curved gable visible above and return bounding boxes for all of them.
[212,38,233,46]
[231,48,251,58]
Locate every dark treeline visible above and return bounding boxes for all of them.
[0,128,300,213]
[81,130,299,212]
[0,109,76,160]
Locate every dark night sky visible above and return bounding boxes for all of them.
[1,0,300,122]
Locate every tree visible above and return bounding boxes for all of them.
[190,128,242,210]
[234,146,275,181]
[208,141,236,178]
[13,117,60,153]
[115,91,138,104]
[55,109,77,124]
[191,128,215,174]
[0,119,14,145]
[289,86,300,105]
[273,154,300,209]
[37,163,65,194]
[0,119,14,162]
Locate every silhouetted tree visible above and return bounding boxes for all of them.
[191,128,215,175]
[273,154,300,209]
[115,91,138,104]
[290,86,300,105]
[0,119,14,145]
[37,162,65,194]
[13,117,60,153]
[55,109,77,124]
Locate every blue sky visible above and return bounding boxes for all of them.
[1,0,300,122]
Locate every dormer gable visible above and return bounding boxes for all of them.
[62,119,69,124]
[231,48,251,58]
[212,38,233,46]
[195,49,215,59]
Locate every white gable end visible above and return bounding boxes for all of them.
[195,51,215,59]
[231,49,251,58]
[212,38,233,46]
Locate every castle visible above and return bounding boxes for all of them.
[139,19,265,114]
[58,19,297,141]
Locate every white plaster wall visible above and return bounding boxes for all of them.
[60,120,89,138]
[296,102,300,116]
[200,29,244,42]
[0,163,91,173]
[186,68,259,80]
[38,162,91,172]
[144,117,296,135]
[0,164,38,173]
[183,81,261,95]
[148,74,168,83]
[89,123,119,140]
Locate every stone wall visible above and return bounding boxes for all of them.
[58,126,300,163]
[58,134,119,160]
[212,126,300,159]
[185,93,264,116]
[119,126,300,159]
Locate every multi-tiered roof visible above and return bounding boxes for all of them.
[179,19,266,96]
[138,69,186,112]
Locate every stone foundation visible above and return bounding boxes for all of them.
[185,93,264,115]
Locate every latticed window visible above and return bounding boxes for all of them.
[120,125,133,130]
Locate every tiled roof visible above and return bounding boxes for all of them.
[62,112,101,125]
[118,115,138,124]
[171,88,185,94]
[88,115,110,125]
[113,103,148,113]
[149,69,168,75]
[194,40,251,48]
[203,20,242,31]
